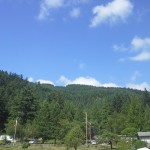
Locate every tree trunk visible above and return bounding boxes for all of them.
[74,145,77,150]
[42,137,45,144]
[54,138,56,145]
[108,140,113,149]
[110,143,113,149]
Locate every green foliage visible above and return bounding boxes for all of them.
[106,112,126,134]
[0,87,8,132]
[134,140,147,149]
[143,88,150,106]
[101,130,119,144]
[127,95,144,131]
[10,86,38,124]
[143,105,150,131]
[0,140,5,145]
[117,140,132,150]
[1,70,150,145]
[34,101,52,143]
[111,93,124,113]
[22,142,30,149]
[121,127,137,137]
[65,125,84,150]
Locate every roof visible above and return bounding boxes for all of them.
[138,132,150,137]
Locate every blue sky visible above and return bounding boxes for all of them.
[0,0,150,91]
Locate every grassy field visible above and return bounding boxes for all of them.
[0,144,112,150]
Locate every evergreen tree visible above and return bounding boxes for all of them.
[143,105,150,131]
[143,88,150,106]
[0,87,8,132]
[10,86,38,124]
[127,95,144,131]
[107,112,126,134]
[65,125,84,150]
[34,101,52,143]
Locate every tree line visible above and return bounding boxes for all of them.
[0,70,150,148]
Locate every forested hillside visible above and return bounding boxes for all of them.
[0,70,150,144]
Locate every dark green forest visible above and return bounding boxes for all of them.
[0,70,150,145]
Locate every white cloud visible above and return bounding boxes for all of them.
[130,51,150,61]
[36,79,54,85]
[130,37,150,61]
[70,76,101,86]
[131,36,150,51]
[38,0,64,20]
[126,82,150,91]
[102,83,118,88]
[114,36,150,61]
[28,77,34,82]
[37,0,90,20]
[131,71,141,81]
[70,7,81,18]
[59,76,118,87]
[28,76,150,91]
[90,0,133,27]
[59,76,71,85]
[113,44,129,52]
[59,76,101,86]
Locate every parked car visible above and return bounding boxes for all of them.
[29,139,37,144]
[91,140,96,145]
[0,135,16,143]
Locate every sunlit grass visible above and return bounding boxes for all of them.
[0,144,113,150]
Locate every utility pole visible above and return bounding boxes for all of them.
[13,118,17,145]
[89,122,91,142]
[85,112,88,146]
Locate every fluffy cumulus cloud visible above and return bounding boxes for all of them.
[59,76,118,87]
[130,51,150,61]
[28,77,34,82]
[28,77,54,85]
[131,36,150,51]
[113,44,129,52]
[130,36,150,61]
[102,83,118,88]
[90,0,133,27]
[114,36,150,61]
[70,7,81,18]
[126,82,150,91]
[37,0,90,20]
[38,0,64,20]
[59,76,101,86]
[28,76,150,91]
[36,79,54,85]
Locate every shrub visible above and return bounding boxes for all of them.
[0,140,5,145]
[22,142,30,149]
[117,139,132,150]
[134,140,147,149]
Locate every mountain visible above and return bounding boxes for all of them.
[0,70,150,140]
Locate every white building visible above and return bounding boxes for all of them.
[138,132,150,147]
[137,147,150,150]
[0,135,15,142]
[138,132,150,143]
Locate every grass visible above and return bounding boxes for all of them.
[0,144,114,150]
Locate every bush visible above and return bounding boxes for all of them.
[134,140,147,149]
[0,140,5,145]
[22,142,30,149]
[117,140,132,150]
